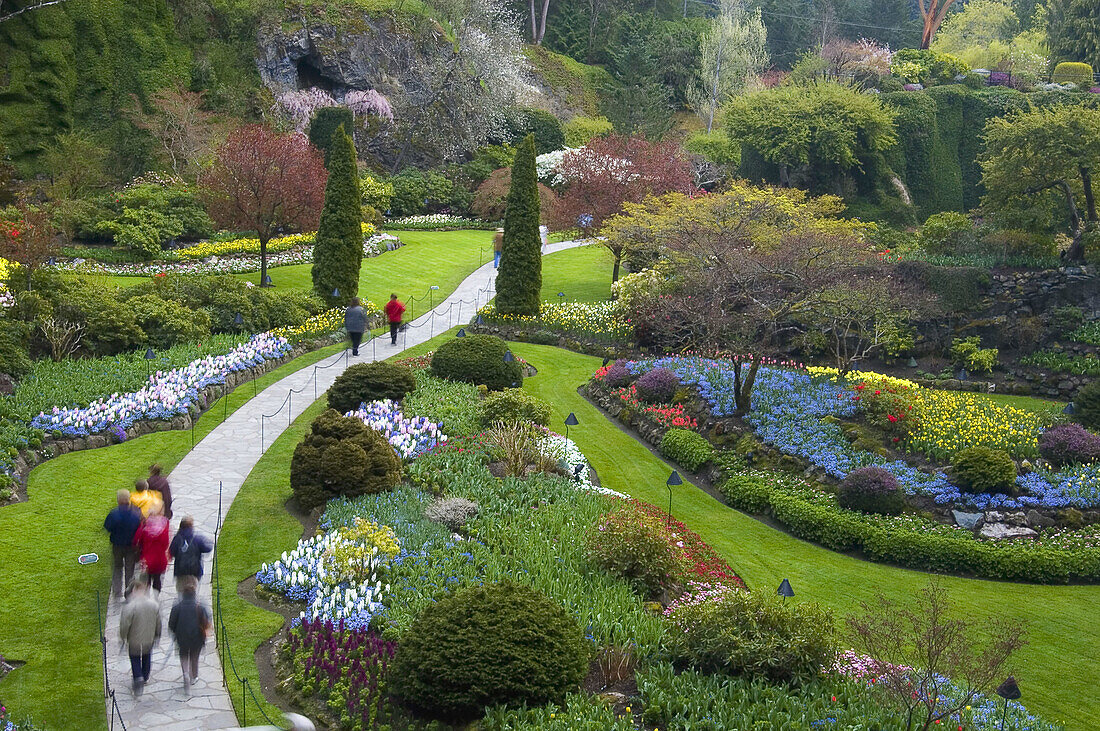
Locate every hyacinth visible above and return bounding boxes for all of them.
[346,399,448,459]
[663,581,742,617]
[30,333,292,437]
[536,428,626,497]
[0,286,13,310]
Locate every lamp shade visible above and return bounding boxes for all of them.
[503,351,515,362]
[995,676,1020,700]
[565,412,579,426]
[667,471,683,486]
[145,348,155,360]
[777,578,795,598]
[1064,402,1075,415]
[233,312,244,326]
[907,357,918,368]
[456,328,466,338]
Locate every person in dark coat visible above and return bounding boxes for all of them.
[344,297,368,356]
[146,464,172,519]
[104,489,142,600]
[168,575,211,694]
[169,516,213,593]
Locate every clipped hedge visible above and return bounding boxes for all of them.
[327,362,417,414]
[661,429,713,472]
[478,387,552,427]
[1052,62,1094,87]
[430,334,523,391]
[720,473,1100,583]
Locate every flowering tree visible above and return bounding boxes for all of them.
[200,126,327,286]
[0,204,57,291]
[275,88,395,134]
[551,135,695,283]
[691,0,768,132]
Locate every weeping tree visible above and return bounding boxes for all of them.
[495,134,541,316]
[312,126,363,305]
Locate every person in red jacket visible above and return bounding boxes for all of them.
[135,507,171,593]
[383,293,405,346]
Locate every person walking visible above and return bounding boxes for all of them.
[493,227,504,268]
[104,490,142,601]
[344,297,368,356]
[119,577,161,696]
[168,575,211,695]
[135,506,171,592]
[383,293,405,346]
[539,224,549,253]
[130,478,163,519]
[146,464,172,519]
[169,516,213,594]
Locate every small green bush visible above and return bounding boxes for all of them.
[665,587,835,683]
[509,107,565,154]
[1050,306,1085,337]
[1052,61,1094,87]
[290,409,401,510]
[0,320,31,377]
[126,294,211,349]
[661,429,713,472]
[837,466,905,515]
[1073,379,1100,430]
[563,115,613,147]
[391,582,589,721]
[950,336,998,374]
[478,387,552,427]
[951,446,1017,495]
[430,334,523,391]
[920,211,973,255]
[586,504,682,598]
[327,362,417,414]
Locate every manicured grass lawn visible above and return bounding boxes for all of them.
[216,329,459,723]
[981,391,1065,415]
[538,244,614,304]
[509,342,1099,731]
[0,342,345,730]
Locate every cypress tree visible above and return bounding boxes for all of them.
[312,125,363,305]
[495,134,542,316]
[309,107,355,166]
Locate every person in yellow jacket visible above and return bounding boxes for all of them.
[129,479,163,518]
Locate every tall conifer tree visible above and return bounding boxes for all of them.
[312,125,363,305]
[495,134,541,316]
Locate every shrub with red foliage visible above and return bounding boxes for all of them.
[1039,423,1100,468]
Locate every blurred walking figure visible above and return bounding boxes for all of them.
[493,228,504,268]
[384,294,405,346]
[146,464,173,519]
[135,506,171,592]
[539,224,549,253]
[104,489,142,600]
[169,516,213,593]
[130,478,163,518]
[168,576,211,695]
[344,297,368,356]
[120,577,161,696]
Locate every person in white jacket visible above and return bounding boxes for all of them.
[119,577,161,695]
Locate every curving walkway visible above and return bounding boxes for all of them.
[104,240,588,730]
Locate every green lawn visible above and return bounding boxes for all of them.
[538,244,614,304]
[508,343,1098,731]
[215,328,461,723]
[981,391,1066,415]
[0,342,346,730]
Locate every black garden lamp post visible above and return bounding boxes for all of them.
[456,328,466,338]
[558,291,565,304]
[429,285,439,309]
[145,347,156,379]
[332,287,340,299]
[996,676,1020,731]
[907,357,918,368]
[503,351,515,363]
[1064,402,1075,415]
[957,368,969,381]
[777,578,795,600]
[564,412,578,441]
[233,312,244,329]
[666,470,682,526]
[263,274,273,287]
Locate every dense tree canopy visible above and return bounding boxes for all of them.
[1046,0,1100,68]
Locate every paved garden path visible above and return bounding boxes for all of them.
[104,240,587,730]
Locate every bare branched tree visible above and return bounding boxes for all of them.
[40,317,85,361]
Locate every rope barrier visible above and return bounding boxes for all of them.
[97,590,131,731]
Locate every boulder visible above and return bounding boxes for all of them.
[952,510,983,530]
[1026,509,1056,529]
[979,523,1038,540]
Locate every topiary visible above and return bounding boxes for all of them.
[1038,423,1100,468]
[661,429,713,472]
[308,107,355,166]
[430,333,522,391]
[327,362,417,414]
[1074,380,1100,431]
[290,409,401,510]
[495,134,542,317]
[390,582,589,721]
[636,367,680,403]
[1052,62,1094,87]
[837,466,905,515]
[951,446,1018,495]
[312,125,363,306]
[478,387,552,427]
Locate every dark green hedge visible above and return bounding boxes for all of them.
[720,473,1100,583]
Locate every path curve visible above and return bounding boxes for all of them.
[105,240,589,730]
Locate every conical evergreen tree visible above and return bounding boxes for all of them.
[312,125,363,306]
[309,107,355,166]
[495,134,541,316]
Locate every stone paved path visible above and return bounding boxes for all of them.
[104,240,586,730]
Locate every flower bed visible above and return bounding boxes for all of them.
[384,214,495,230]
[345,400,447,459]
[476,300,632,342]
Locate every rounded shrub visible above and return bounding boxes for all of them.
[1052,61,1094,87]
[327,362,417,414]
[602,363,633,388]
[661,428,713,472]
[920,211,973,255]
[635,367,680,403]
[837,466,905,515]
[478,387,552,427]
[390,582,589,721]
[1038,423,1100,468]
[586,505,682,598]
[665,587,835,683]
[1073,379,1100,431]
[430,334,522,391]
[951,446,1017,495]
[290,409,401,510]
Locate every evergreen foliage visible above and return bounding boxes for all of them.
[495,134,542,316]
[308,107,355,166]
[312,125,362,306]
[1073,380,1100,431]
[430,334,523,391]
[1047,0,1100,68]
[391,582,589,721]
[327,362,417,415]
